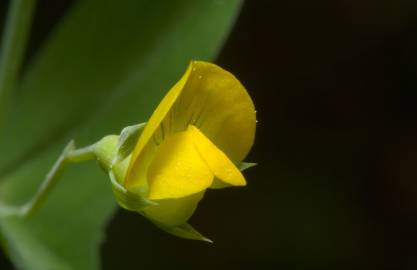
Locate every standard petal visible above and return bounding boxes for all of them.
[125,61,256,190]
[143,192,204,226]
[147,129,213,200]
[174,61,256,163]
[189,125,246,187]
[125,64,192,190]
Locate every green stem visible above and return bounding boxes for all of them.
[0,140,97,219]
[20,141,97,218]
[66,144,97,162]
[0,124,142,219]
[0,0,37,123]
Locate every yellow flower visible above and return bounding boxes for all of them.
[111,61,256,240]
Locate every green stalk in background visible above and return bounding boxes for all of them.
[0,0,37,124]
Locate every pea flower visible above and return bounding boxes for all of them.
[106,61,256,241]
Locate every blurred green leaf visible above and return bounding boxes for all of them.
[0,0,242,269]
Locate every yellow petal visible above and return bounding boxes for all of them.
[125,61,256,191]
[142,192,204,226]
[124,64,192,190]
[189,125,246,187]
[163,61,256,163]
[147,129,213,200]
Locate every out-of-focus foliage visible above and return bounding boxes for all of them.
[0,0,242,269]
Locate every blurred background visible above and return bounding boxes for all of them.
[3,0,417,269]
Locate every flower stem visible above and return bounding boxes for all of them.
[0,140,97,219]
[0,0,37,124]
[0,122,143,219]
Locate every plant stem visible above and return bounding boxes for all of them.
[19,141,97,218]
[18,141,76,217]
[0,128,134,219]
[0,0,37,123]
[0,141,97,219]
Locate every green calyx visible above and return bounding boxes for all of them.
[91,123,157,212]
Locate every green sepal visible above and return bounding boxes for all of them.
[114,123,146,164]
[93,128,156,212]
[151,221,212,243]
[239,162,257,171]
[93,135,119,171]
[108,171,157,212]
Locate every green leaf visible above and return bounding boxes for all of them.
[0,0,242,269]
[0,217,70,270]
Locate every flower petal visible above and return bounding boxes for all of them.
[147,129,213,200]
[189,125,246,187]
[125,61,256,190]
[125,64,192,190]
[178,61,256,164]
[143,192,204,226]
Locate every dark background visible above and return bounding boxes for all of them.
[3,0,417,269]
